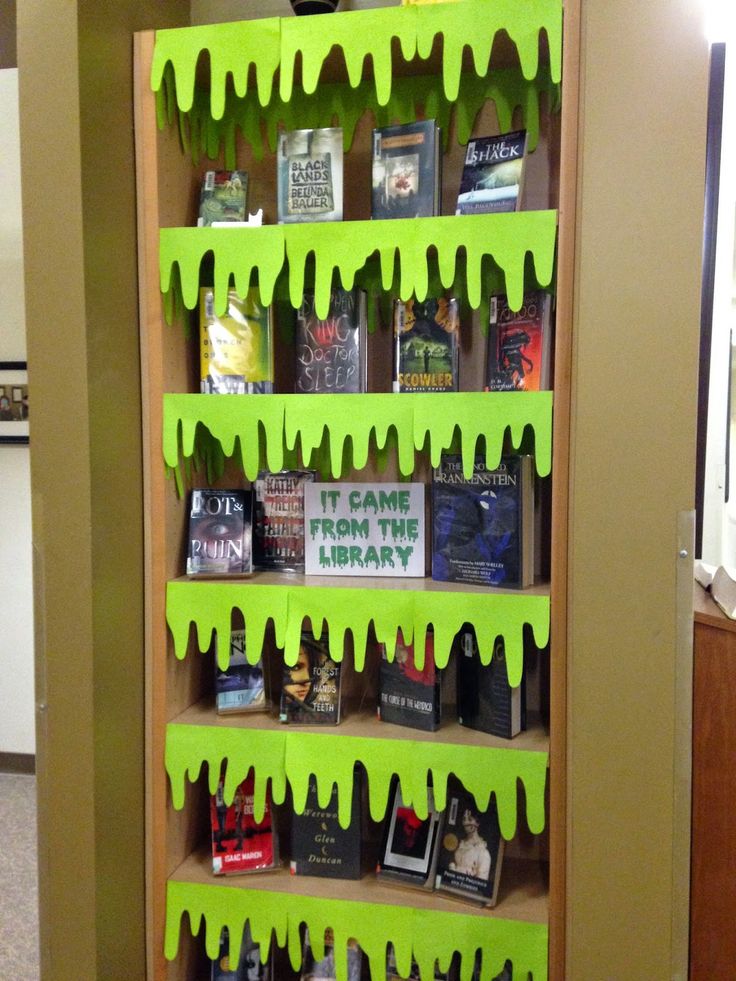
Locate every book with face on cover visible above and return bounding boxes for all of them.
[200,287,274,395]
[371,120,441,220]
[455,130,528,215]
[279,631,342,725]
[278,127,343,223]
[210,770,279,876]
[434,782,504,907]
[198,170,248,227]
[187,489,253,576]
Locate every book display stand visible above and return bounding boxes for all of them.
[134,1,579,977]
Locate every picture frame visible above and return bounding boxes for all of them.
[0,362,29,444]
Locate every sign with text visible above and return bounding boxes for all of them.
[304,482,425,577]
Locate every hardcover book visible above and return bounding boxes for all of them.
[486,290,552,391]
[295,288,367,394]
[385,946,453,980]
[198,170,248,227]
[378,630,441,732]
[215,628,267,715]
[455,130,528,215]
[200,287,274,394]
[210,771,278,876]
[434,783,504,907]
[371,119,441,220]
[253,470,315,572]
[278,127,343,223]
[300,929,362,981]
[290,773,361,879]
[211,924,271,981]
[377,781,441,889]
[187,489,253,576]
[432,455,534,588]
[455,628,522,739]
[279,631,342,725]
[393,296,459,393]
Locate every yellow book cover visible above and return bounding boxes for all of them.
[200,288,274,394]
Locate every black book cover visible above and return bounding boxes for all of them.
[295,288,366,394]
[434,784,504,906]
[187,489,253,576]
[393,297,459,393]
[378,631,441,732]
[290,773,361,879]
[455,130,527,215]
[211,924,271,981]
[455,630,522,739]
[279,632,342,725]
[300,930,362,981]
[432,455,533,588]
[371,119,440,219]
[215,628,267,715]
[377,781,441,888]
[253,470,315,572]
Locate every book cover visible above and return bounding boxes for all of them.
[198,170,248,227]
[431,455,534,588]
[377,781,441,888]
[279,631,342,725]
[393,297,459,393]
[290,773,361,879]
[378,630,441,732]
[210,771,278,875]
[455,629,522,739]
[278,127,343,223]
[253,470,315,572]
[434,784,504,907]
[300,929,362,981]
[295,288,366,394]
[371,119,441,220]
[215,628,267,715]
[385,945,453,980]
[187,489,253,576]
[486,290,552,392]
[200,287,274,395]
[211,924,271,981]
[455,130,527,216]
[471,958,512,981]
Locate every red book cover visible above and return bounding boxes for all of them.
[210,771,276,875]
[486,290,552,392]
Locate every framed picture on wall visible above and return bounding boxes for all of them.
[0,362,29,444]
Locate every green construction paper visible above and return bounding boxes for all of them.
[165,880,548,980]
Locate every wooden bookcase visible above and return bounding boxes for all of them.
[134,2,580,978]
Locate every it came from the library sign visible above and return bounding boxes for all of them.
[304,482,425,577]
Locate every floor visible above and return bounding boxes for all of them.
[0,773,39,978]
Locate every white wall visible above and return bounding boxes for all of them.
[0,67,35,755]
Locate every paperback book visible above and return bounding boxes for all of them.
[253,470,315,572]
[455,629,522,739]
[278,127,343,223]
[211,924,271,981]
[486,290,552,391]
[393,297,459,393]
[295,288,367,394]
[210,770,278,876]
[300,929,362,981]
[432,455,534,588]
[290,772,361,879]
[200,287,274,394]
[187,489,253,576]
[377,781,441,889]
[378,630,441,732]
[455,130,528,215]
[198,170,248,227]
[434,783,504,907]
[215,628,267,715]
[279,631,342,725]
[371,119,441,220]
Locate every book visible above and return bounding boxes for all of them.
[198,170,248,227]
[470,958,512,981]
[486,290,552,391]
[377,780,441,888]
[278,127,343,223]
[455,629,522,739]
[295,288,367,394]
[211,924,271,981]
[455,130,528,215]
[187,489,253,576]
[300,929,362,981]
[279,631,342,725]
[210,770,278,875]
[378,630,441,732]
[434,783,504,907]
[290,772,361,879]
[253,470,315,572]
[385,945,453,980]
[214,628,267,715]
[371,119,441,220]
[432,455,534,588]
[393,297,459,393]
[200,287,274,395]
[710,565,736,619]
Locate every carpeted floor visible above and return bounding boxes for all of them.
[0,773,39,978]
